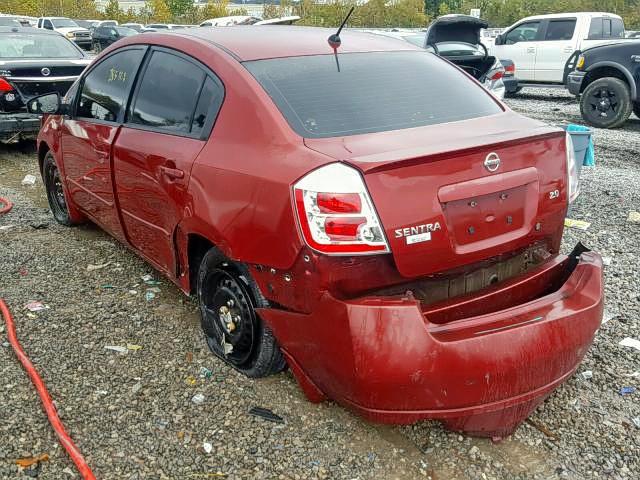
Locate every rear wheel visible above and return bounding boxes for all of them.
[197,248,285,378]
[580,77,632,129]
[42,152,83,226]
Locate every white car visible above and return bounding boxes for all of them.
[199,16,301,27]
[491,12,627,86]
[36,17,91,49]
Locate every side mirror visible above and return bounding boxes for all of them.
[495,34,504,46]
[27,93,63,115]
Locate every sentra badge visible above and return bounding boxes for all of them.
[395,222,441,245]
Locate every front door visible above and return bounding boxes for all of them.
[59,47,146,242]
[113,48,224,274]
[499,21,543,82]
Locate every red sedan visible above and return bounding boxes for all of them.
[30,26,603,438]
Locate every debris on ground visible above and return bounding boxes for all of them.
[627,211,640,223]
[248,407,285,424]
[619,337,640,352]
[127,344,142,351]
[525,418,559,440]
[20,174,36,186]
[581,370,593,380]
[87,262,111,272]
[564,218,590,230]
[203,442,213,454]
[601,256,613,266]
[15,453,49,468]
[145,291,156,301]
[104,345,127,354]
[619,387,636,395]
[199,367,213,379]
[185,376,197,386]
[192,393,205,405]
[24,301,48,312]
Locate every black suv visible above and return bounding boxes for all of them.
[566,41,640,128]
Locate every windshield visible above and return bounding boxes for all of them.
[0,33,82,58]
[245,51,501,138]
[116,27,137,36]
[51,19,79,28]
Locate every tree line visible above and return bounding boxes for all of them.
[0,0,638,29]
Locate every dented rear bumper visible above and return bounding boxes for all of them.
[259,247,603,437]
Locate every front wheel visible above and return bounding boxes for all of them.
[197,248,286,378]
[580,77,632,128]
[93,42,102,53]
[42,152,83,226]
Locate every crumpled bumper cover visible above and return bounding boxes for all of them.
[259,247,603,437]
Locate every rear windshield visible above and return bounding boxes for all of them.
[245,51,501,138]
[0,33,82,58]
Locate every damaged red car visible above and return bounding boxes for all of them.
[30,26,603,437]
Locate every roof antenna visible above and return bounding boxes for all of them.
[328,6,355,72]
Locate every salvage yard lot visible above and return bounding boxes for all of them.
[1,89,639,479]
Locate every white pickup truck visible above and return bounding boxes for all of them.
[491,12,626,87]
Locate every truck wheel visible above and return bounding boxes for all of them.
[42,152,84,226]
[633,102,640,119]
[580,77,632,128]
[197,248,286,378]
[93,42,102,53]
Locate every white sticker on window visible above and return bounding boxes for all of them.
[406,232,431,245]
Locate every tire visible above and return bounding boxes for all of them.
[580,77,632,129]
[197,248,286,378]
[93,42,102,53]
[633,102,640,119]
[42,152,83,226]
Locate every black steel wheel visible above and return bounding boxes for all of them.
[580,77,632,129]
[43,152,73,226]
[197,248,286,377]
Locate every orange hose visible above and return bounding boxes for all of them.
[0,196,12,215]
[0,299,96,479]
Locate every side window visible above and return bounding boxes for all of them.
[44,19,53,30]
[588,18,603,39]
[505,22,541,44]
[611,19,624,38]
[544,20,576,41]
[129,50,205,134]
[191,76,224,137]
[37,19,42,28]
[76,48,144,122]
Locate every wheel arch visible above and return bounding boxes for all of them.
[37,141,50,175]
[583,62,637,100]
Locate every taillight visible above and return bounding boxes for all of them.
[504,63,516,76]
[0,78,13,92]
[293,163,389,255]
[566,132,580,203]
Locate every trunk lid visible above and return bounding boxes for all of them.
[304,112,568,278]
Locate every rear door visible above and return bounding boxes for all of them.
[498,21,543,81]
[60,46,146,243]
[535,18,577,82]
[113,47,224,274]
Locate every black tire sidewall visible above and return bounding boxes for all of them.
[197,248,285,378]
[43,153,73,226]
[580,77,632,129]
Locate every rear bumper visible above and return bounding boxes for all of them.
[567,71,586,96]
[0,113,41,142]
[259,248,603,437]
[503,76,519,93]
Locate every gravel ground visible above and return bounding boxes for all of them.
[1,88,639,479]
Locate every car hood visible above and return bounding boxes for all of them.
[55,26,89,35]
[424,15,488,47]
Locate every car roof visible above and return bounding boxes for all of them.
[173,26,422,61]
[0,26,61,35]
[518,12,622,22]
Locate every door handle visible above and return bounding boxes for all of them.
[160,165,184,180]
